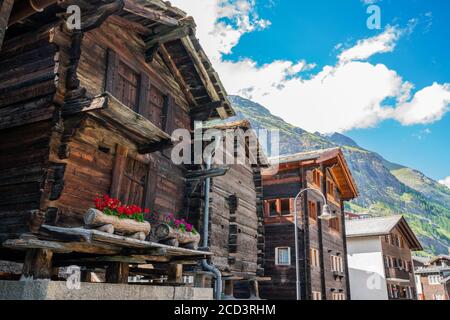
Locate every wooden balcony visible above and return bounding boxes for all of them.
[63,92,173,154]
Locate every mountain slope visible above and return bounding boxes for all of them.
[224,95,450,256]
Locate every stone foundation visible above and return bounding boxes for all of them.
[0,280,213,300]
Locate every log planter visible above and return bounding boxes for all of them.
[84,208,151,236]
[154,223,200,249]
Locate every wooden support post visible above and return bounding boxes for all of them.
[194,273,207,288]
[21,249,54,280]
[224,279,234,297]
[249,279,260,299]
[105,262,129,284]
[168,264,183,283]
[110,145,128,199]
[0,0,14,50]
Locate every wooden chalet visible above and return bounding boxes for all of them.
[346,216,423,300]
[188,120,269,299]
[0,0,237,294]
[259,148,359,300]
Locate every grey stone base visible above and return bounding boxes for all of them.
[0,280,213,300]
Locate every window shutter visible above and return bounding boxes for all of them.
[144,159,158,213]
[163,95,175,134]
[162,95,175,158]
[138,73,150,118]
[105,49,120,93]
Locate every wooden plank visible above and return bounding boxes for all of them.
[89,92,172,147]
[62,95,107,116]
[123,0,179,26]
[0,0,14,50]
[159,44,197,106]
[180,37,221,104]
[2,238,119,255]
[39,225,212,257]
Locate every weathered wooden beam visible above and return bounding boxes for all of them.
[181,37,220,101]
[62,95,107,116]
[190,101,223,117]
[159,44,197,106]
[80,0,125,32]
[138,140,173,154]
[21,248,53,280]
[3,238,119,255]
[144,17,195,62]
[0,0,14,50]
[39,225,212,257]
[123,0,179,26]
[89,92,172,146]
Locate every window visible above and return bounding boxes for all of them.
[116,61,140,112]
[312,291,322,300]
[280,198,291,215]
[428,275,441,285]
[313,170,321,187]
[266,200,278,217]
[332,293,346,300]
[149,85,165,129]
[385,234,391,244]
[308,201,317,221]
[392,257,398,268]
[310,248,320,268]
[384,255,389,268]
[275,247,291,266]
[391,284,399,299]
[328,216,340,232]
[331,255,344,273]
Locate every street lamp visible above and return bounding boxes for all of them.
[293,187,335,300]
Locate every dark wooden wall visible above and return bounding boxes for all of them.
[261,165,349,300]
[0,15,194,240]
[259,223,305,300]
[209,163,259,276]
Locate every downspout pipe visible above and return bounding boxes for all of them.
[201,138,222,300]
[9,0,58,26]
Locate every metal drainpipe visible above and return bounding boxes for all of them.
[8,0,58,26]
[201,140,222,300]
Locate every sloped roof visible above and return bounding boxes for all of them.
[205,120,270,167]
[269,147,341,164]
[429,254,450,265]
[346,216,403,237]
[346,215,423,251]
[267,147,358,200]
[412,255,431,265]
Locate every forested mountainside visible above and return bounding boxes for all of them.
[221,95,450,255]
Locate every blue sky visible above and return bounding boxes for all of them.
[172,0,450,182]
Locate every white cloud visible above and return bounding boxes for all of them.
[439,177,450,189]
[392,83,450,125]
[171,1,450,133]
[338,26,401,63]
